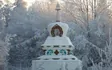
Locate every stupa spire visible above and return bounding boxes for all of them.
[56,2,61,22]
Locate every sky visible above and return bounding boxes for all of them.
[1,0,64,9]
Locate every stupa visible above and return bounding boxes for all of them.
[32,2,82,70]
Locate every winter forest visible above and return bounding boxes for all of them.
[0,0,112,70]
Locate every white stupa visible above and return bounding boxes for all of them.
[32,2,82,70]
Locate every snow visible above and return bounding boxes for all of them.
[42,36,74,47]
[38,55,77,59]
[0,0,112,70]
[0,40,8,65]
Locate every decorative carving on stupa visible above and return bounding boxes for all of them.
[51,24,63,37]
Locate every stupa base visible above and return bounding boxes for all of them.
[32,55,82,70]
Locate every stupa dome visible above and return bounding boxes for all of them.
[48,22,69,37]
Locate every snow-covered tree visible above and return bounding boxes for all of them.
[0,0,112,70]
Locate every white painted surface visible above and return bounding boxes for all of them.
[32,55,82,70]
[32,20,82,70]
